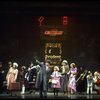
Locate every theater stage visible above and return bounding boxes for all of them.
[0,91,100,99]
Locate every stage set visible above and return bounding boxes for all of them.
[0,1,100,99]
[0,91,100,99]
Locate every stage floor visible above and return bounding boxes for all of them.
[0,91,100,99]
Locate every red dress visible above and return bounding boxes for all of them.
[96,72,100,94]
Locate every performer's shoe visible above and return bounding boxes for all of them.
[21,92,25,95]
[44,96,47,98]
[40,94,43,98]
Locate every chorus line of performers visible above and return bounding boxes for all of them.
[0,59,100,98]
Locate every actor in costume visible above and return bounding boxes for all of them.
[93,71,100,94]
[6,62,18,93]
[86,71,93,94]
[35,59,51,98]
[60,60,69,95]
[51,66,62,96]
[19,66,26,94]
[76,67,87,94]
[67,63,77,97]
[0,62,4,93]
[25,61,38,94]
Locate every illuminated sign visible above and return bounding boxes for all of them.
[40,26,66,40]
[45,43,62,65]
[44,30,64,36]
[37,16,68,26]
[63,16,68,25]
[38,16,44,26]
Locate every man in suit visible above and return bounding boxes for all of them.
[35,59,51,98]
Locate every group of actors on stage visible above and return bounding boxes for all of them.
[0,58,100,98]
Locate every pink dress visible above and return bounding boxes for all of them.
[68,67,77,92]
[51,71,61,89]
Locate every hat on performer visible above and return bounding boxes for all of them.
[13,62,18,67]
[62,60,68,64]
[54,66,59,71]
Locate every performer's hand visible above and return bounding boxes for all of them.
[80,74,83,76]
[36,60,39,62]
[2,70,4,73]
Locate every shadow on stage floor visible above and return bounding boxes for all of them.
[0,91,100,99]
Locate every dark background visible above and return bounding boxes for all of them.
[0,1,100,72]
